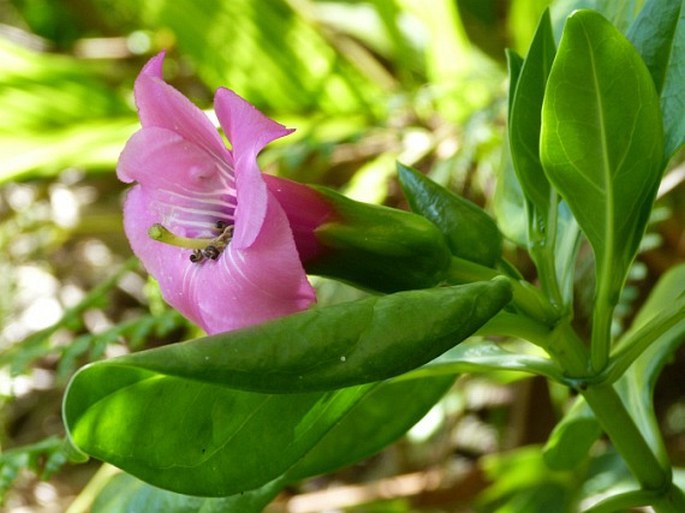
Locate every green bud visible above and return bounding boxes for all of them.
[307,185,453,292]
[397,162,503,267]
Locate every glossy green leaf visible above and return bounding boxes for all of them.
[88,377,454,509]
[91,472,284,513]
[287,374,455,480]
[64,282,511,496]
[396,162,502,267]
[543,397,601,470]
[70,281,511,395]
[403,339,565,384]
[540,10,664,368]
[65,373,372,497]
[541,10,663,292]
[628,0,685,159]
[509,8,556,216]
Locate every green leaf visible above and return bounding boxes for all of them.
[287,375,455,480]
[64,372,372,497]
[85,377,454,509]
[494,50,528,246]
[479,446,576,513]
[73,281,511,394]
[64,282,511,497]
[628,0,685,159]
[541,10,664,290]
[404,339,565,383]
[509,8,556,216]
[308,186,453,293]
[91,472,283,513]
[540,10,664,369]
[396,162,502,267]
[506,49,525,113]
[141,0,381,115]
[543,397,601,470]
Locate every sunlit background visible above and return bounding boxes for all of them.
[0,1,683,512]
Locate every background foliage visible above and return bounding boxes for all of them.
[0,0,683,511]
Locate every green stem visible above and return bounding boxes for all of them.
[591,282,613,374]
[582,385,683,511]
[528,193,564,310]
[548,320,589,378]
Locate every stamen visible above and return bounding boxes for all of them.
[148,222,234,264]
[203,245,221,260]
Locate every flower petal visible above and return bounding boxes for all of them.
[117,127,235,238]
[122,185,204,326]
[192,193,316,333]
[214,88,294,159]
[135,52,228,161]
[214,88,294,249]
[118,127,315,334]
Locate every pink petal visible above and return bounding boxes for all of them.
[214,88,294,248]
[117,127,235,238]
[135,53,229,162]
[122,186,204,326]
[123,174,315,334]
[192,193,316,333]
[214,88,294,159]
[118,56,315,334]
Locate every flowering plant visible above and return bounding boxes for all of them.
[61,5,685,513]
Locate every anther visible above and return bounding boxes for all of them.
[203,245,221,260]
[189,249,204,263]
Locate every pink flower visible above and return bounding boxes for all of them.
[117,52,316,334]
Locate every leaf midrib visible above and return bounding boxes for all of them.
[585,22,614,268]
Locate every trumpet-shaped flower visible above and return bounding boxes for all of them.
[117,52,315,334]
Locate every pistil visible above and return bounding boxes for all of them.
[148,222,234,263]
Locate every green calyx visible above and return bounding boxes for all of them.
[305,186,452,293]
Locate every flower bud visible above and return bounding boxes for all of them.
[265,175,452,292]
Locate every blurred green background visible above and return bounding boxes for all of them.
[0,0,683,511]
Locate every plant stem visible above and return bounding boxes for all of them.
[582,384,685,512]
[548,320,589,378]
[590,284,613,373]
[528,193,564,310]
